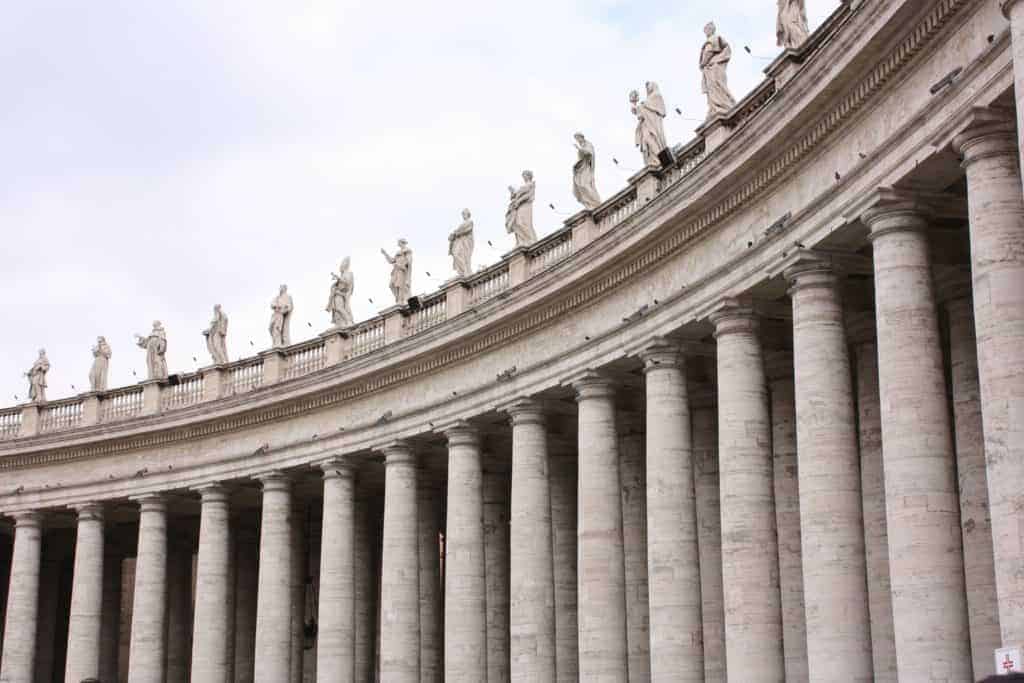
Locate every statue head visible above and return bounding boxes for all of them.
[213,304,222,313]
[646,81,657,95]
[279,284,288,294]
[340,256,351,272]
[629,89,640,104]
[462,208,471,220]
[522,170,534,182]
[153,320,162,330]
[38,348,46,357]
[97,336,105,344]
[574,132,586,143]
[704,22,716,37]
[398,238,408,248]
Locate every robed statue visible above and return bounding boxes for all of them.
[506,171,537,247]
[269,285,294,347]
[135,322,168,381]
[631,83,668,168]
[89,337,112,392]
[777,0,809,49]
[449,210,475,278]
[381,240,413,305]
[572,133,602,209]
[203,305,230,365]
[26,349,50,403]
[700,22,737,119]
[326,258,355,328]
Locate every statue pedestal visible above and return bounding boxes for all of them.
[81,392,101,426]
[567,210,597,250]
[629,167,661,205]
[200,366,227,402]
[141,380,162,416]
[698,115,732,153]
[20,404,40,438]
[444,279,471,318]
[506,247,529,287]
[380,305,407,345]
[260,350,287,385]
[320,329,353,365]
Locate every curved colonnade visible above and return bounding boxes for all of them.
[2,0,1024,681]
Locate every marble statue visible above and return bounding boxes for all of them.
[26,349,49,403]
[573,133,602,209]
[381,240,413,304]
[326,258,355,328]
[777,0,809,49]
[269,285,294,347]
[700,22,737,119]
[449,210,475,278]
[203,305,230,365]
[135,322,168,381]
[89,337,112,392]
[506,171,538,247]
[631,84,669,168]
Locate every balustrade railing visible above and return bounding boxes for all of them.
[161,374,205,411]
[0,408,22,440]
[528,230,574,275]
[407,295,447,335]
[595,187,639,232]
[658,140,708,192]
[101,386,145,423]
[284,341,327,379]
[350,319,386,358]
[40,399,84,433]
[227,359,264,396]
[468,266,510,306]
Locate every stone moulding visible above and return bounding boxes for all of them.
[0,0,975,472]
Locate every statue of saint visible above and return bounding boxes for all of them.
[506,171,537,247]
[135,322,168,381]
[326,258,355,328]
[89,337,112,392]
[700,22,737,119]
[381,240,413,304]
[630,84,668,168]
[26,349,50,403]
[572,133,602,209]
[203,305,230,365]
[269,285,294,347]
[449,210,475,278]
[777,0,809,49]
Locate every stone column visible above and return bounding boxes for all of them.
[444,424,488,681]
[573,372,628,681]
[0,511,42,683]
[418,473,444,683]
[862,197,971,679]
[764,350,808,683]
[127,494,169,683]
[549,452,578,683]
[191,484,233,682]
[379,443,420,682]
[317,460,356,682]
[847,312,898,683]
[618,429,650,683]
[65,503,106,683]
[956,115,1024,649]
[484,468,511,683]
[99,543,123,683]
[640,341,703,681]
[233,520,259,683]
[506,399,556,683]
[692,401,726,683]
[785,257,874,681]
[254,473,294,683]
[1000,2,1024,184]
[709,301,785,681]
[945,291,1001,678]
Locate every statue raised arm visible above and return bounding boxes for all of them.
[326,258,355,328]
[135,322,168,380]
[383,240,413,304]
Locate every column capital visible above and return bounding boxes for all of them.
[953,107,1018,167]
[639,337,685,372]
[709,299,759,338]
[764,350,794,382]
[570,370,617,401]
[442,420,481,448]
[318,457,357,481]
[860,188,933,240]
[10,510,42,529]
[254,471,292,493]
[131,492,168,513]
[845,311,877,348]
[73,502,105,522]
[500,397,546,426]
[193,483,232,504]
[379,441,416,466]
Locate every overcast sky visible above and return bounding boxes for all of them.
[1,0,836,404]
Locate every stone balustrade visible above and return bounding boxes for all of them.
[99,385,144,424]
[159,373,205,411]
[283,339,327,380]
[407,294,448,335]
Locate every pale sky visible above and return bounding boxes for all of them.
[1,0,836,404]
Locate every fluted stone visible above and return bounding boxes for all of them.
[765,351,808,683]
[128,495,169,683]
[255,473,294,683]
[380,443,420,682]
[640,342,703,681]
[549,453,579,682]
[848,312,898,683]
[316,462,357,682]
[418,473,444,683]
[0,511,42,683]
[507,399,557,683]
[233,521,259,683]
[65,504,106,683]
[618,431,650,683]
[863,198,971,679]
[710,302,785,681]
[956,116,1024,650]
[191,485,233,683]
[573,372,629,681]
[692,403,726,683]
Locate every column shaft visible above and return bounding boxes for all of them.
[508,400,556,682]
[354,499,378,682]
[692,404,726,683]
[0,512,42,683]
[786,262,873,681]
[618,432,650,682]
[865,203,971,679]
[317,464,357,682]
[192,485,233,683]
[254,474,294,683]
[574,373,628,681]
[65,505,105,683]
[642,344,703,680]
[127,496,169,683]
[379,444,420,682]
[484,468,511,683]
